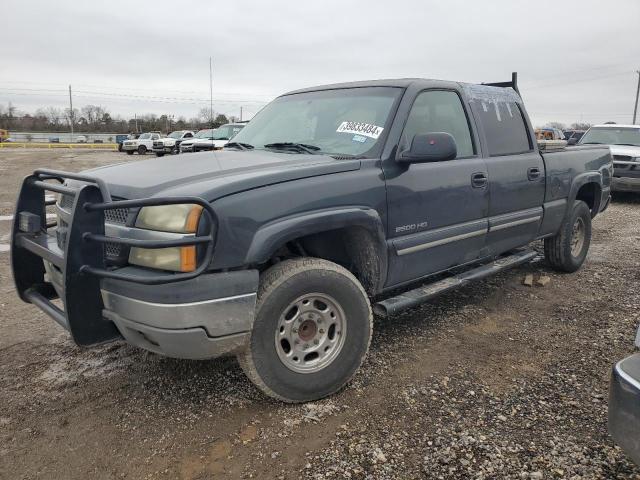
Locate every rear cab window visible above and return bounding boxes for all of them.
[463,84,532,157]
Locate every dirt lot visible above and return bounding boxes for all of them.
[1,149,639,479]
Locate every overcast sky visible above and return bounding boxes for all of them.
[1,0,639,127]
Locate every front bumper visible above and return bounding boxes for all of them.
[612,176,640,193]
[609,352,640,464]
[122,144,137,151]
[11,169,236,358]
[152,145,175,154]
[45,261,258,359]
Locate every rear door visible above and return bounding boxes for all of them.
[383,89,489,287]
[467,86,545,255]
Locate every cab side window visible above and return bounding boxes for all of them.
[476,100,532,156]
[403,90,474,158]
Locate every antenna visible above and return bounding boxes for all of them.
[209,57,214,130]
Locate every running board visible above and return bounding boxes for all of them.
[374,249,538,317]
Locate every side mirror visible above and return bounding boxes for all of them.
[399,132,457,163]
[567,137,578,146]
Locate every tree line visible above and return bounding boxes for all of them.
[0,102,238,134]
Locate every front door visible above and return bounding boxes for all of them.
[383,89,489,287]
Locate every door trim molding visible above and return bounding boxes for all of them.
[489,215,541,232]
[396,228,486,256]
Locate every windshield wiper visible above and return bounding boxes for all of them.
[225,141,254,151]
[581,142,602,144]
[263,142,321,154]
[615,143,640,147]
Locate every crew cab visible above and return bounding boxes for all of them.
[152,130,194,157]
[578,124,640,193]
[11,74,612,403]
[122,132,161,155]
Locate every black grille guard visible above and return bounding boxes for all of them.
[11,168,218,346]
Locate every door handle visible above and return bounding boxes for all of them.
[527,167,541,180]
[471,172,488,188]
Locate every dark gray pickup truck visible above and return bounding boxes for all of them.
[11,74,612,402]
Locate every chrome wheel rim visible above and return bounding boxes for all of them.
[274,293,346,373]
[571,217,585,257]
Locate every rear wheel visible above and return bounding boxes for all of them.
[238,258,372,403]
[544,200,591,272]
[126,150,134,155]
[155,152,164,157]
[137,145,147,155]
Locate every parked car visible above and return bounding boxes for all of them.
[115,134,130,152]
[121,132,161,155]
[76,135,88,143]
[535,127,565,140]
[0,129,9,142]
[564,130,585,144]
[152,130,195,156]
[48,137,60,143]
[188,123,245,152]
[11,74,612,402]
[578,124,640,193]
[609,325,640,465]
[179,129,217,153]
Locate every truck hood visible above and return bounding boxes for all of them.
[83,149,361,200]
[609,145,640,158]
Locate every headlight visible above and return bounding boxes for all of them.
[129,204,203,272]
[135,204,202,233]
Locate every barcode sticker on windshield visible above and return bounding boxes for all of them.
[336,121,384,139]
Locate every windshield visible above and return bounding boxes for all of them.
[139,133,151,140]
[168,131,184,139]
[230,87,402,156]
[579,127,640,146]
[195,129,215,139]
[213,125,243,140]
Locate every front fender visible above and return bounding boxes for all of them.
[245,207,387,289]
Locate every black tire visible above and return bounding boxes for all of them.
[155,152,164,157]
[238,258,372,403]
[544,200,592,273]
[171,145,178,154]
[118,143,123,152]
[137,145,147,155]
[126,150,134,155]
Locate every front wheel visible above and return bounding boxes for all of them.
[126,150,134,155]
[137,145,147,155]
[238,258,372,403]
[544,200,592,273]
[155,152,164,157]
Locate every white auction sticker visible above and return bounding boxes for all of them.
[336,121,384,139]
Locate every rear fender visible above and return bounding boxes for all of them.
[566,172,602,218]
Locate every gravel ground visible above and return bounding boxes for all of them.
[0,149,639,479]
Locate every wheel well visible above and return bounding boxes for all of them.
[265,226,383,296]
[575,182,601,214]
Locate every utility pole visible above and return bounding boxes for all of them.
[68,85,74,142]
[135,113,138,132]
[209,57,214,129]
[240,106,243,122]
[633,70,640,125]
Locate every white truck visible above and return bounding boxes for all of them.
[122,132,162,155]
[181,123,245,153]
[152,130,195,157]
